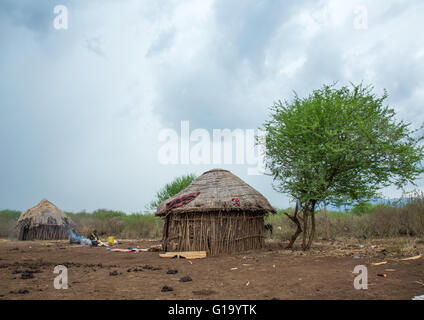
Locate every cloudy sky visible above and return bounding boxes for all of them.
[1,0,423,213]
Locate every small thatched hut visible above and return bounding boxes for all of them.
[17,199,74,240]
[156,169,275,255]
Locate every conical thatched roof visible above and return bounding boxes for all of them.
[156,169,276,216]
[17,199,73,228]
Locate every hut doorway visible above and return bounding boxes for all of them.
[21,227,29,240]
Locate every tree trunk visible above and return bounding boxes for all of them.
[285,200,318,251]
[301,209,309,250]
[284,201,302,249]
[305,211,316,250]
[285,214,302,249]
[304,201,317,250]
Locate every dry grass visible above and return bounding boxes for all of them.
[265,237,423,259]
[0,210,20,238]
[266,195,424,242]
[67,211,163,239]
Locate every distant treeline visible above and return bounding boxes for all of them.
[1,195,423,240]
[0,209,163,239]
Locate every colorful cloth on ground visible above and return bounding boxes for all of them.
[166,192,200,211]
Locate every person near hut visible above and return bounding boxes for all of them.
[88,230,100,246]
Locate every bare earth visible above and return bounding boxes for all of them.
[0,238,423,300]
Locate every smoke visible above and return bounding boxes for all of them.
[69,230,92,246]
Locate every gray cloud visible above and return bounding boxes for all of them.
[0,0,53,33]
[146,28,175,57]
[0,0,423,212]
[85,36,106,57]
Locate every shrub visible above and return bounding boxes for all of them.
[351,202,376,216]
[122,214,163,239]
[148,173,197,210]
[0,210,21,238]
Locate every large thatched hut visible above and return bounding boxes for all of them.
[156,169,275,255]
[17,199,74,240]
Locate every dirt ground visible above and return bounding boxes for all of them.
[0,238,423,300]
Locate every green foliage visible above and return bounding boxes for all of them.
[65,210,90,219]
[65,210,163,238]
[0,210,21,221]
[318,209,347,218]
[351,202,376,216]
[121,213,163,239]
[261,83,424,208]
[148,173,197,210]
[91,209,126,219]
[0,210,21,238]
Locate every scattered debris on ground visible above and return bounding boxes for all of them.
[180,276,192,282]
[167,269,178,274]
[161,285,173,292]
[9,289,29,294]
[0,238,422,299]
[192,289,216,296]
[160,251,206,259]
[400,254,422,261]
[21,272,35,279]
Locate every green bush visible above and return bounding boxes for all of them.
[0,210,21,220]
[351,202,376,216]
[122,213,163,239]
[92,209,127,219]
[0,210,21,238]
[148,173,197,210]
[63,210,163,239]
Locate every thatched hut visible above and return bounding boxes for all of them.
[17,199,74,240]
[156,169,275,255]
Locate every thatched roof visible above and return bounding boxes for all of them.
[17,199,73,228]
[156,169,276,216]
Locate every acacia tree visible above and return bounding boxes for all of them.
[148,173,197,210]
[260,83,424,250]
